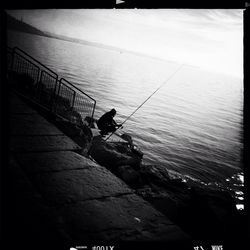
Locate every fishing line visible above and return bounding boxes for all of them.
[105,64,185,141]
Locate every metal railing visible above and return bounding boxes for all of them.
[7,46,96,127]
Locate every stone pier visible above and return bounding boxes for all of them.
[4,92,191,248]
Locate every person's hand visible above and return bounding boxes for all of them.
[116,124,122,129]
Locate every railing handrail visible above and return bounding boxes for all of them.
[13,46,58,78]
[12,51,40,72]
[40,70,58,80]
[60,78,96,103]
[12,46,95,105]
[9,46,96,125]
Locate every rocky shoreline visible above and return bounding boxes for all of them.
[9,72,245,242]
[55,114,245,242]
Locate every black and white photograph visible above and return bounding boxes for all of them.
[1,3,248,250]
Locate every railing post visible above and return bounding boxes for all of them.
[35,68,40,94]
[51,77,58,113]
[10,49,15,73]
[54,79,62,113]
[72,91,76,109]
[38,68,42,84]
[90,101,96,128]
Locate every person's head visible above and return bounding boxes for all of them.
[110,108,116,116]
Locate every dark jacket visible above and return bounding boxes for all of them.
[97,111,117,129]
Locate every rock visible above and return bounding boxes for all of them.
[120,133,133,145]
[187,186,240,238]
[57,120,92,139]
[116,165,142,187]
[84,116,97,128]
[89,136,142,170]
[125,164,242,241]
[140,165,171,187]
[66,108,84,127]
[54,120,93,156]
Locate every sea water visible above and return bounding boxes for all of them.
[7,30,244,207]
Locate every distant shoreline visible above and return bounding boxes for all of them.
[7,28,177,65]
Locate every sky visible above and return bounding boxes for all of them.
[6,9,243,78]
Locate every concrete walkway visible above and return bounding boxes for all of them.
[7,92,190,246]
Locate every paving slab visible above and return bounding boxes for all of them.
[10,93,38,114]
[10,135,81,152]
[30,167,133,205]
[9,156,44,202]
[10,114,64,136]
[55,194,189,241]
[15,151,100,174]
[8,156,72,242]
[7,91,190,243]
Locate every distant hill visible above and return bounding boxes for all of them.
[42,31,171,64]
[42,31,133,55]
[6,13,46,37]
[6,12,171,64]
[6,12,125,53]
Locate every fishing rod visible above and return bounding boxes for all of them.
[105,64,185,141]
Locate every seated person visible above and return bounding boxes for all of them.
[97,108,122,136]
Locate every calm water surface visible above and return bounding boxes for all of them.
[7,30,244,206]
